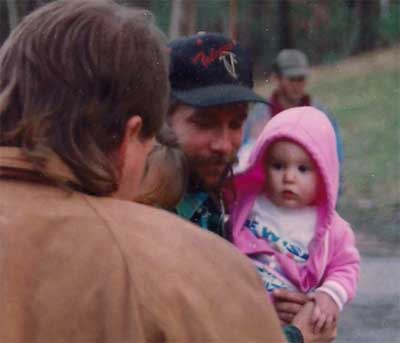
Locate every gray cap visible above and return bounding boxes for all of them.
[275,49,309,77]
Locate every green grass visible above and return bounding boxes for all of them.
[309,54,400,242]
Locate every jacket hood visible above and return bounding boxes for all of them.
[235,106,339,231]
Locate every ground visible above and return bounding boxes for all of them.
[338,238,400,342]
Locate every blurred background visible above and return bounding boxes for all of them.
[2,1,399,67]
[0,0,400,243]
[1,1,399,340]
[3,0,397,244]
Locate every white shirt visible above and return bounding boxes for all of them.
[245,195,317,262]
[244,195,317,292]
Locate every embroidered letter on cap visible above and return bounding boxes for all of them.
[219,51,238,79]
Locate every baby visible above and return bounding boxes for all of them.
[228,106,360,332]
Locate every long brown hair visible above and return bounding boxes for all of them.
[0,0,169,195]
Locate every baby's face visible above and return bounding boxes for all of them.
[263,140,319,209]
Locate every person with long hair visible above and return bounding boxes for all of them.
[0,1,287,341]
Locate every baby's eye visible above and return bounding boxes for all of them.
[271,162,283,170]
[298,165,309,173]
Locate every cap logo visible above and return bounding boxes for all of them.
[192,42,235,68]
[219,51,238,79]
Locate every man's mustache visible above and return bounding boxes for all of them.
[186,153,239,191]
[189,154,238,166]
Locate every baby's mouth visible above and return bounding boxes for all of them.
[282,190,297,199]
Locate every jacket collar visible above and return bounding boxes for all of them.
[269,90,311,117]
[0,147,80,185]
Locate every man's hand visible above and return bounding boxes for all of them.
[272,289,309,325]
[292,301,337,343]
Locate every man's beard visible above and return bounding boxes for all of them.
[186,152,238,192]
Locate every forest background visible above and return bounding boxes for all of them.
[1,0,399,244]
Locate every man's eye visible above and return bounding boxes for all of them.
[192,120,213,129]
[229,120,245,130]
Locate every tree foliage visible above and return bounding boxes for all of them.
[0,0,399,70]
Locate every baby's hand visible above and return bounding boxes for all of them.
[310,291,339,334]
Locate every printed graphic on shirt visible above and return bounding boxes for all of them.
[252,258,298,292]
[245,218,310,263]
[256,265,287,292]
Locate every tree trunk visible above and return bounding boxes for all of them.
[277,0,293,50]
[131,0,152,9]
[6,0,47,31]
[0,1,11,46]
[229,0,237,40]
[5,0,18,31]
[247,1,266,63]
[16,0,46,20]
[236,2,251,48]
[169,0,197,40]
[357,0,380,52]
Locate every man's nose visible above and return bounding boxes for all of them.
[210,128,234,155]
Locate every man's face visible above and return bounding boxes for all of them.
[278,75,307,105]
[169,103,247,191]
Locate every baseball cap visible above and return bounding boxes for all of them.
[168,32,267,107]
[275,49,310,77]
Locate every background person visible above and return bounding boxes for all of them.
[0,1,288,341]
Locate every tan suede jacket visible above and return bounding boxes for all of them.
[0,147,284,343]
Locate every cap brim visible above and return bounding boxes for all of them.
[172,84,267,107]
[281,67,309,77]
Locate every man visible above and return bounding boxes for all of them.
[167,32,267,237]
[167,35,340,342]
[242,49,344,173]
[0,1,289,341]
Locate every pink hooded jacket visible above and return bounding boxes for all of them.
[229,106,360,304]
